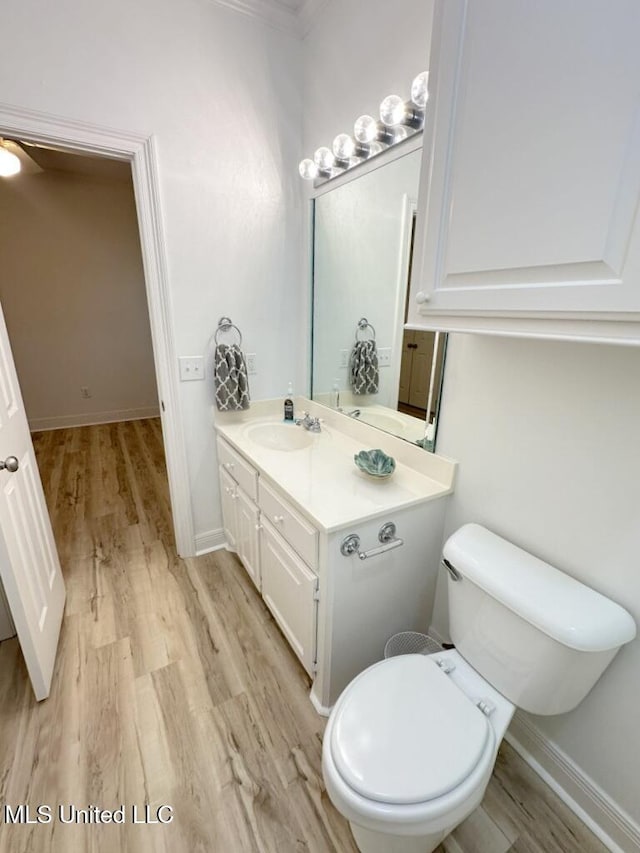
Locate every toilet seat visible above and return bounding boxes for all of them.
[330,655,490,806]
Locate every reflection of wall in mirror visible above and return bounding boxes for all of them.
[312,150,422,408]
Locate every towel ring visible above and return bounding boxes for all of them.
[355,317,376,341]
[215,316,243,347]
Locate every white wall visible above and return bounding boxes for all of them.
[0,0,303,541]
[312,149,421,405]
[434,334,640,824]
[0,169,158,430]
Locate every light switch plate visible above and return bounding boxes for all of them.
[179,356,205,381]
[378,347,391,367]
[246,353,257,375]
[339,349,349,369]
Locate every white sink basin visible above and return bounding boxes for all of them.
[245,422,315,451]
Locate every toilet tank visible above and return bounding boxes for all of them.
[443,524,636,715]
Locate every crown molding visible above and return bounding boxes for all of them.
[208,0,328,37]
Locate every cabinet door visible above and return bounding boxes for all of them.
[236,487,261,590]
[260,519,318,677]
[219,466,238,550]
[409,0,640,341]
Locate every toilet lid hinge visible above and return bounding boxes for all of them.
[476,699,495,717]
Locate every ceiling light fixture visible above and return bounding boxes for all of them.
[0,139,21,177]
[299,70,428,183]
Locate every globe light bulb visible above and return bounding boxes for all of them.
[0,146,21,177]
[313,146,335,171]
[298,158,318,180]
[332,133,355,160]
[391,126,410,143]
[354,115,378,144]
[410,71,429,108]
[379,95,406,127]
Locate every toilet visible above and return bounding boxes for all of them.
[322,523,636,853]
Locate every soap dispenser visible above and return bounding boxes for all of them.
[284,382,294,421]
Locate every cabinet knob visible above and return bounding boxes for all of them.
[255,523,263,532]
[415,291,430,304]
[224,462,235,471]
[273,515,285,524]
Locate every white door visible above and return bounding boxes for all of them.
[0,301,65,700]
[409,0,640,325]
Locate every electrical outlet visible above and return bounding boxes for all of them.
[377,347,392,367]
[339,349,349,369]
[80,386,91,399]
[246,353,257,375]
[178,356,205,381]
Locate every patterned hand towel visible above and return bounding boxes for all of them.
[349,339,379,395]
[214,344,250,411]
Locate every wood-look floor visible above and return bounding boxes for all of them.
[0,419,607,853]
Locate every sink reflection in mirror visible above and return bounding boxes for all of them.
[310,144,447,451]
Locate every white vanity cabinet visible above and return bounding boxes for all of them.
[409,0,640,343]
[217,436,320,676]
[217,438,261,589]
[215,408,456,714]
[260,518,319,677]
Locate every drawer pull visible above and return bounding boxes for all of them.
[273,515,285,524]
[340,522,404,561]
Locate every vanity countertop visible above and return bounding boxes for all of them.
[215,398,456,533]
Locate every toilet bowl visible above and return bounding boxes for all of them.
[322,650,514,853]
[322,524,636,853]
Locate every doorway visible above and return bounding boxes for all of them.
[0,105,193,698]
[0,105,193,557]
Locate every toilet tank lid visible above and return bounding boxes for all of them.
[443,524,636,652]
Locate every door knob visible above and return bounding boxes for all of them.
[0,456,19,473]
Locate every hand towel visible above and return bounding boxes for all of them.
[349,339,379,395]
[214,343,250,411]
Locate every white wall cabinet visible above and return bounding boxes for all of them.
[409,0,640,344]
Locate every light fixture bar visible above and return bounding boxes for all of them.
[298,71,428,183]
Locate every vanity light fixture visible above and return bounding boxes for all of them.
[299,71,428,182]
[0,139,21,177]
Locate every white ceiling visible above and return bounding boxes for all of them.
[210,0,329,37]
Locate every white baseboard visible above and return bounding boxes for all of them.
[309,687,331,717]
[506,712,640,853]
[195,528,227,556]
[29,406,160,432]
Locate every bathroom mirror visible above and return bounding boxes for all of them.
[311,146,447,450]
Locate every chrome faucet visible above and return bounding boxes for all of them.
[295,412,322,432]
[346,409,361,418]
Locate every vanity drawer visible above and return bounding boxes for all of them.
[258,479,318,571]
[217,437,258,502]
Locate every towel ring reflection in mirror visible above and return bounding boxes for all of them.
[215,316,243,348]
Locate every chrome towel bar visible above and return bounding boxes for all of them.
[340,522,404,561]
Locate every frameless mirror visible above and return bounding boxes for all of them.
[311,146,447,450]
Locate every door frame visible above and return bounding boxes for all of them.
[0,102,195,557]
